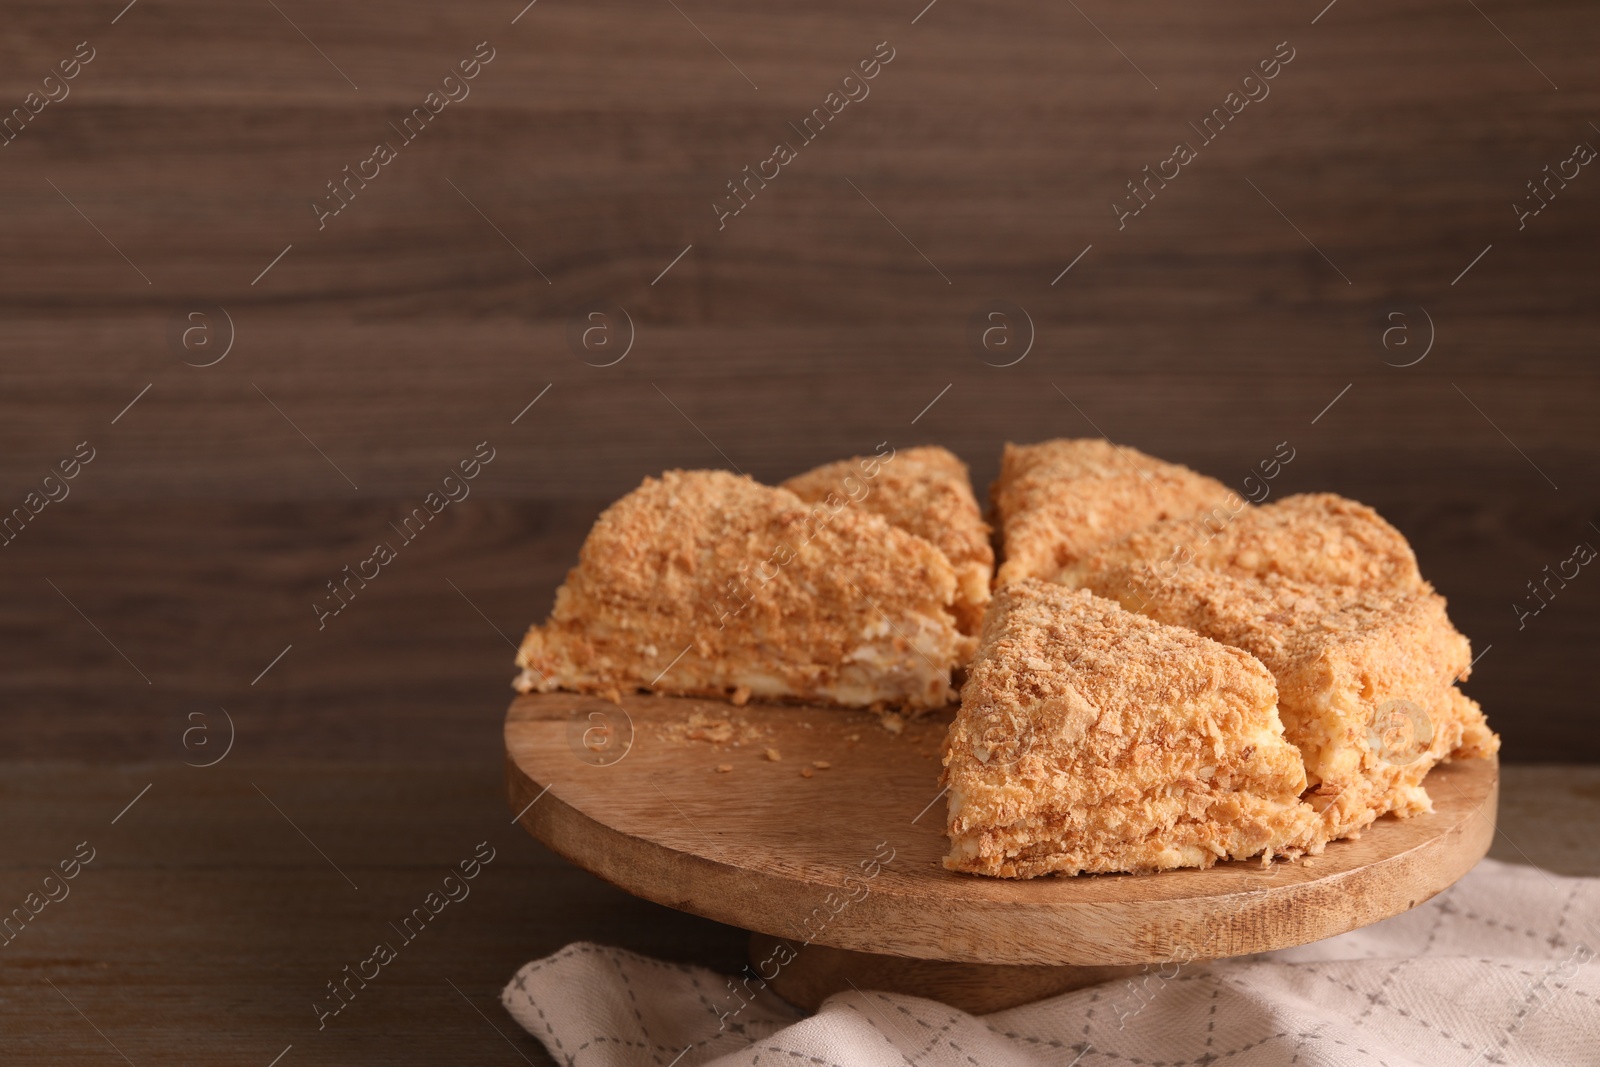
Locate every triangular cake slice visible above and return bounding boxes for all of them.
[942,580,1316,878]
[515,470,973,712]
[1059,492,1424,596]
[1082,563,1499,847]
[992,439,1232,587]
[783,445,994,634]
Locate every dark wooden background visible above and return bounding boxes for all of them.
[2,0,1597,1062]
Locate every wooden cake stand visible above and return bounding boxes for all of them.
[505,692,1497,1013]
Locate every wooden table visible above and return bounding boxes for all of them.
[0,761,1593,1066]
[3,0,1598,1061]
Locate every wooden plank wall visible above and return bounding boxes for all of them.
[1,0,1596,758]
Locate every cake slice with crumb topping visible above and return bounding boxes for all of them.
[1058,492,1424,596]
[515,470,973,712]
[942,579,1316,878]
[783,445,994,634]
[1081,563,1498,847]
[992,439,1232,587]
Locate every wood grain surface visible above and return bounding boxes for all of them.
[2,0,1597,1061]
[506,692,1498,965]
[743,933,1149,1013]
[0,499,1590,765]
[0,763,710,1067]
[1,0,1596,759]
[0,761,1591,1067]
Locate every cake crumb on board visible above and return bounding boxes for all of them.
[661,710,770,747]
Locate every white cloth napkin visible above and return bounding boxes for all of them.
[502,859,1600,1066]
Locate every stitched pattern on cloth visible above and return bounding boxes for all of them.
[500,861,1600,1067]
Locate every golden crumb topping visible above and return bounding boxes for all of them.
[1081,563,1499,845]
[942,580,1315,878]
[1060,492,1424,595]
[992,439,1231,586]
[783,445,994,634]
[515,470,972,712]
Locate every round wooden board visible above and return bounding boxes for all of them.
[506,692,1497,967]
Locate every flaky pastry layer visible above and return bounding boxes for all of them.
[1081,564,1499,847]
[515,470,972,712]
[992,439,1231,587]
[1059,492,1424,596]
[784,445,993,635]
[943,580,1316,878]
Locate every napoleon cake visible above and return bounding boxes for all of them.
[783,445,994,634]
[1082,564,1498,847]
[992,439,1232,587]
[1058,492,1425,597]
[514,470,973,712]
[942,580,1316,878]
